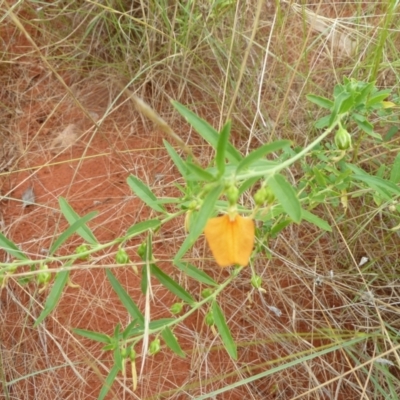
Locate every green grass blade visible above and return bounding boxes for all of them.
[268,174,301,223]
[390,153,400,183]
[150,264,195,304]
[0,232,29,260]
[212,301,237,360]
[173,184,222,263]
[236,140,291,174]
[126,219,161,237]
[49,211,98,256]
[98,364,120,400]
[34,269,69,327]
[105,269,144,326]
[59,197,98,245]
[175,262,218,286]
[172,101,242,163]
[161,326,185,358]
[127,175,166,213]
[73,329,111,344]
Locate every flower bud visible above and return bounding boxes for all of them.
[170,302,184,315]
[201,288,213,298]
[75,244,89,260]
[254,186,275,206]
[225,185,239,205]
[116,248,130,264]
[334,126,352,150]
[205,311,214,326]
[137,242,147,259]
[37,264,51,284]
[251,274,262,289]
[148,338,161,355]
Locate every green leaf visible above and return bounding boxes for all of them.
[49,211,98,256]
[367,89,391,107]
[151,264,195,304]
[390,153,400,184]
[172,101,242,163]
[161,327,185,358]
[236,140,291,174]
[301,209,331,232]
[149,318,175,330]
[73,329,111,344]
[353,174,400,198]
[186,162,215,182]
[353,117,381,139]
[163,140,188,178]
[105,269,144,325]
[268,174,301,223]
[215,120,231,176]
[306,94,333,109]
[127,175,166,213]
[0,232,29,260]
[174,184,223,263]
[34,269,69,327]
[175,262,218,286]
[383,126,398,142]
[59,197,98,245]
[329,92,351,126]
[126,219,161,237]
[212,301,237,360]
[238,177,259,196]
[315,114,331,129]
[98,364,120,400]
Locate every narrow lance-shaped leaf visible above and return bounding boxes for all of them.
[106,269,144,325]
[73,329,111,344]
[163,140,188,178]
[59,197,98,245]
[127,175,166,213]
[236,140,291,174]
[216,120,231,176]
[174,184,223,263]
[49,211,98,256]
[268,174,302,223]
[172,101,242,163]
[161,326,185,358]
[98,364,120,400]
[34,269,70,327]
[0,232,29,260]
[126,219,161,237]
[150,264,194,304]
[186,162,215,182]
[175,261,218,286]
[306,94,334,109]
[212,301,237,360]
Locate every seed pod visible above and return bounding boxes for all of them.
[116,248,130,264]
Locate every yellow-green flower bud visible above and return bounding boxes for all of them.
[251,274,262,289]
[225,185,239,205]
[37,264,51,284]
[75,244,89,260]
[137,242,147,259]
[254,186,275,206]
[116,248,130,264]
[129,348,136,362]
[334,126,352,150]
[170,302,184,315]
[201,288,213,298]
[205,311,214,326]
[148,338,161,355]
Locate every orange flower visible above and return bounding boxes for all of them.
[204,214,255,267]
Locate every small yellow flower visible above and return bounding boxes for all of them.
[204,214,255,267]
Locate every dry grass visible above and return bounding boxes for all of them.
[1,1,400,399]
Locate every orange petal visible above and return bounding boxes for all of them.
[204,214,255,267]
